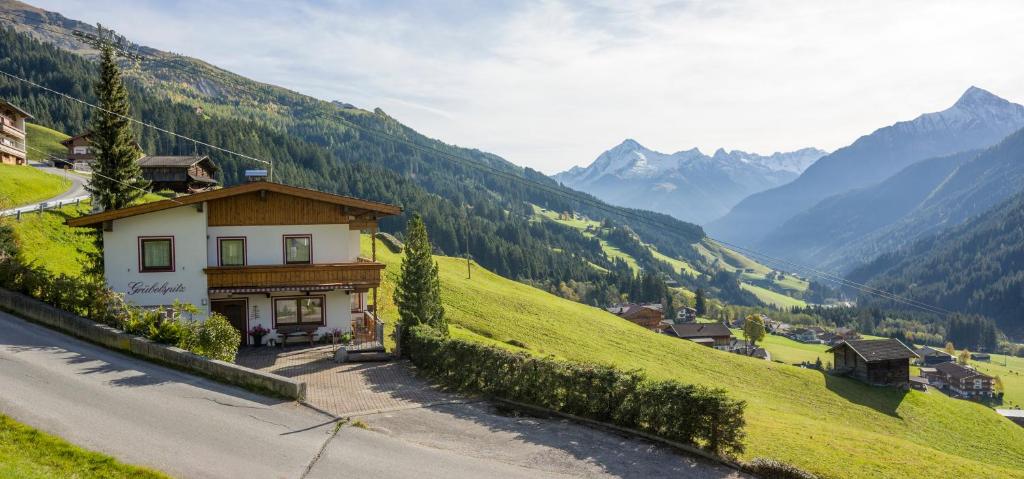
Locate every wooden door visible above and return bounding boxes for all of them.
[211,299,248,346]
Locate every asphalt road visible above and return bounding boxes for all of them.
[0,312,562,479]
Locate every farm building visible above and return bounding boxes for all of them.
[826,339,919,387]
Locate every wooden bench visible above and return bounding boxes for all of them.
[276,324,319,348]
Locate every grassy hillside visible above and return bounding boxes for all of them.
[972,354,1024,408]
[0,123,72,208]
[25,123,69,162]
[366,236,1024,479]
[0,415,167,479]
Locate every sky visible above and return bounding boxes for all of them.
[29,0,1024,174]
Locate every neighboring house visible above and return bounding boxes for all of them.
[970,352,991,362]
[0,100,31,166]
[679,307,697,322]
[138,155,219,193]
[607,303,664,331]
[922,361,995,398]
[66,181,402,347]
[835,327,860,340]
[790,328,821,344]
[826,338,919,387]
[60,131,95,169]
[914,346,956,365]
[667,322,733,350]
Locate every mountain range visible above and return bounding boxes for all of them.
[553,140,825,224]
[707,86,1024,248]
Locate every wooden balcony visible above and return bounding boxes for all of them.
[0,141,25,158]
[0,122,25,140]
[204,261,384,292]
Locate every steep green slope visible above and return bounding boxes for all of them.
[0,123,71,207]
[365,236,1024,479]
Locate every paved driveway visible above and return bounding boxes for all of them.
[239,346,747,478]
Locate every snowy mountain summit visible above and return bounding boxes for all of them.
[553,140,826,224]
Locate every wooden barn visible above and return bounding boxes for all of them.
[827,338,919,387]
[138,155,218,193]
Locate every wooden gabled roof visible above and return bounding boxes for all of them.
[0,100,33,120]
[826,339,919,362]
[66,181,402,227]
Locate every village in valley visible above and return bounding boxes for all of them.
[2,3,1024,479]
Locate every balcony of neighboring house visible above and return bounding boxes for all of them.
[204,258,384,293]
[0,120,25,140]
[0,136,26,162]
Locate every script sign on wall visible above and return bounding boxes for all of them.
[126,281,187,296]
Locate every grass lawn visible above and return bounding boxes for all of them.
[0,415,167,479]
[25,123,70,162]
[0,123,73,208]
[367,236,1024,479]
[0,164,69,208]
[972,354,1024,408]
[741,282,807,308]
[11,202,97,276]
[732,329,829,365]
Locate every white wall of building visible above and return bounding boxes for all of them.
[103,204,210,317]
[206,224,359,266]
[210,290,353,345]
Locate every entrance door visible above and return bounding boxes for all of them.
[211,299,248,346]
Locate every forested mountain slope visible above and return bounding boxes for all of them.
[849,188,1024,338]
[708,87,1024,248]
[0,6,766,306]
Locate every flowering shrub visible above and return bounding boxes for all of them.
[249,325,270,337]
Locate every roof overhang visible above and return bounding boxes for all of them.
[66,181,402,227]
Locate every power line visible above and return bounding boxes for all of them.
[0,17,957,317]
[24,144,184,205]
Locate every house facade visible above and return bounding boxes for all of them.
[0,100,31,166]
[921,362,994,398]
[60,131,95,169]
[914,346,956,365]
[67,181,401,347]
[827,339,919,387]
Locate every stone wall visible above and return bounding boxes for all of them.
[0,288,306,400]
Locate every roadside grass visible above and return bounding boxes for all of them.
[11,203,96,277]
[0,164,69,208]
[0,414,168,479]
[366,236,1024,479]
[25,123,70,162]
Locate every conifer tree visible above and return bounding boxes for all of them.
[695,288,707,317]
[394,215,447,337]
[87,26,147,211]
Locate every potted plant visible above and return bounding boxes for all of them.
[249,325,270,347]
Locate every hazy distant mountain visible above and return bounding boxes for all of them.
[707,87,1024,247]
[849,184,1024,337]
[553,139,825,224]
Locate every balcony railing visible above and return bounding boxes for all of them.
[0,141,26,159]
[204,262,384,290]
[0,123,25,140]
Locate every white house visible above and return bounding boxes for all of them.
[67,181,402,347]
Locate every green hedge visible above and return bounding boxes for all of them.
[406,324,746,455]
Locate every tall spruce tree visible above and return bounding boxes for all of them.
[87,27,147,211]
[394,214,447,337]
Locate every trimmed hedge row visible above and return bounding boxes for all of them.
[406,324,746,455]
